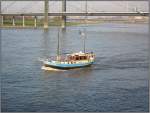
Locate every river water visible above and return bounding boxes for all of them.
[1,23,149,112]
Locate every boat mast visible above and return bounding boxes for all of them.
[83,0,87,53]
[57,29,60,61]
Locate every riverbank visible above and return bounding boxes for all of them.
[1,17,148,28]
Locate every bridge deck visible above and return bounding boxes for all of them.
[1,0,149,1]
[1,12,149,16]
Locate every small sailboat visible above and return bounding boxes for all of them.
[42,30,95,70]
[42,0,95,70]
[43,52,95,70]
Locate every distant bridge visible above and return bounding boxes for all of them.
[0,0,149,28]
[1,12,149,16]
[2,0,149,2]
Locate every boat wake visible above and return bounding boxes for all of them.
[41,66,66,71]
[38,57,46,62]
[38,58,66,71]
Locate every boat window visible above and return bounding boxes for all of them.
[81,56,84,60]
[79,56,82,60]
[76,56,79,60]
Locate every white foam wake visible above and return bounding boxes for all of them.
[41,66,66,71]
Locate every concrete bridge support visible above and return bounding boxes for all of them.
[34,16,37,28]
[12,16,15,26]
[22,16,25,27]
[61,0,66,29]
[0,0,1,26]
[1,16,3,26]
[44,0,49,29]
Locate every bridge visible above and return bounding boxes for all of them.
[0,0,149,29]
[1,12,149,16]
[3,0,149,1]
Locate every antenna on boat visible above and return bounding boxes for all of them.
[83,29,86,53]
[79,30,86,53]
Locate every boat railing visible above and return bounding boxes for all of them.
[47,56,67,62]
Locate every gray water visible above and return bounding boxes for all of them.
[1,23,149,112]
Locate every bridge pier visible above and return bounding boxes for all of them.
[12,16,15,26]
[34,16,37,28]
[0,0,2,26]
[22,16,25,27]
[61,0,66,29]
[1,16,3,26]
[61,16,66,29]
[44,0,49,29]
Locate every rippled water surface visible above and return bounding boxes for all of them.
[1,23,149,112]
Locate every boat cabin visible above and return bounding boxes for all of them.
[67,52,94,61]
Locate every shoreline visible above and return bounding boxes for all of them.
[0,20,148,29]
